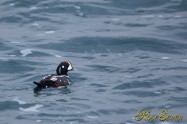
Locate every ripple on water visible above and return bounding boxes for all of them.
[169,97,187,104]
[0,101,19,111]
[36,37,187,54]
[0,59,35,74]
[20,49,51,57]
[122,90,163,97]
[0,0,187,124]
[0,41,12,51]
[13,97,27,105]
[20,49,33,56]
[19,104,43,112]
[97,108,129,115]
[88,65,121,73]
[90,83,108,88]
[113,79,168,90]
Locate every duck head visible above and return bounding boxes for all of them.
[56,61,73,75]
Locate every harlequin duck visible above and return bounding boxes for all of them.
[33,61,73,89]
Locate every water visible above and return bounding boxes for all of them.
[0,0,187,124]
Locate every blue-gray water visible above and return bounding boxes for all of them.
[0,0,187,124]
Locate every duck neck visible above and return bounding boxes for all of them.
[60,72,68,76]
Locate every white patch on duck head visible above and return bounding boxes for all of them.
[67,61,73,71]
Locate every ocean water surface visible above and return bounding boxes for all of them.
[0,0,187,124]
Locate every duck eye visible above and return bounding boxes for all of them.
[62,66,64,68]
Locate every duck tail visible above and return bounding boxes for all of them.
[33,81,45,88]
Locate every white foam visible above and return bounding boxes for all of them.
[30,6,38,10]
[69,121,78,124]
[45,31,55,34]
[161,57,170,60]
[125,122,134,124]
[0,58,8,61]
[36,120,42,123]
[31,22,41,28]
[11,41,20,44]
[158,15,164,18]
[19,104,43,112]
[112,18,120,21]
[125,75,132,78]
[160,122,173,124]
[74,6,81,10]
[13,97,26,105]
[111,18,121,25]
[20,49,33,56]
[154,91,162,94]
[181,59,187,63]
[174,15,181,18]
[32,22,39,26]
[9,3,15,6]
[9,55,16,57]
[165,105,170,108]
[118,53,123,56]
[142,15,155,18]
[54,54,62,58]
[36,34,45,36]
[77,12,84,16]
[86,116,98,119]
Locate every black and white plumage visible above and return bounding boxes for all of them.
[33,61,73,93]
